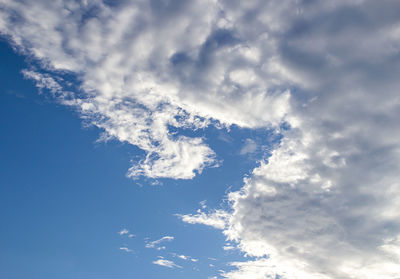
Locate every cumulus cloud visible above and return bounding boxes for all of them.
[215,1,400,278]
[0,0,223,179]
[2,0,400,278]
[0,0,293,180]
[223,245,235,251]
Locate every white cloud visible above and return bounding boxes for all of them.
[220,258,329,279]
[171,253,199,262]
[178,0,400,278]
[177,209,229,230]
[21,69,63,96]
[118,228,129,235]
[145,236,174,249]
[152,258,182,269]
[177,254,188,260]
[3,0,400,278]
[0,0,300,180]
[119,247,132,253]
[239,139,258,155]
[199,200,207,209]
[223,245,235,251]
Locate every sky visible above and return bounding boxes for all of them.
[1,1,400,278]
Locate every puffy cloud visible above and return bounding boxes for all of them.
[2,0,400,278]
[183,0,400,278]
[217,1,400,278]
[0,0,294,179]
[220,258,330,279]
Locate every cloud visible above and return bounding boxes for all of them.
[223,245,235,251]
[2,0,400,278]
[0,0,223,179]
[152,258,182,269]
[119,247,132,253]
[171,253,199,262]
[220,258,330,279]
[239,138,258,155]
[145,236,174,249]
[176,0,400,278]
[177,209,229,230]
[0,0,300,181]
[118,228,135,238]
[118,229,129,235]
[215,1,400,277]
[177,254,188,260]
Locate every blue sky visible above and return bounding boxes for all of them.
[1,1,400,278]
[0,40,267,278]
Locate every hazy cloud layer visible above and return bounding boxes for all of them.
[2,0,400,278]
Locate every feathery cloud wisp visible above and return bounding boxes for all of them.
[145,236,174,249]
[152,258,182,269]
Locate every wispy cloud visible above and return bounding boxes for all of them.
[152,258,182,269]
[119,247,132,253]
[223,245,235,251]
[239,138,258,155]
[171,253,198,262]
[177,210,228,230]
[118,229,129,235]
[145,236,174,249]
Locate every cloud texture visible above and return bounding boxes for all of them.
[2,0,400,278]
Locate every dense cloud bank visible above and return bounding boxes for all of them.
[2,0,400,278]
